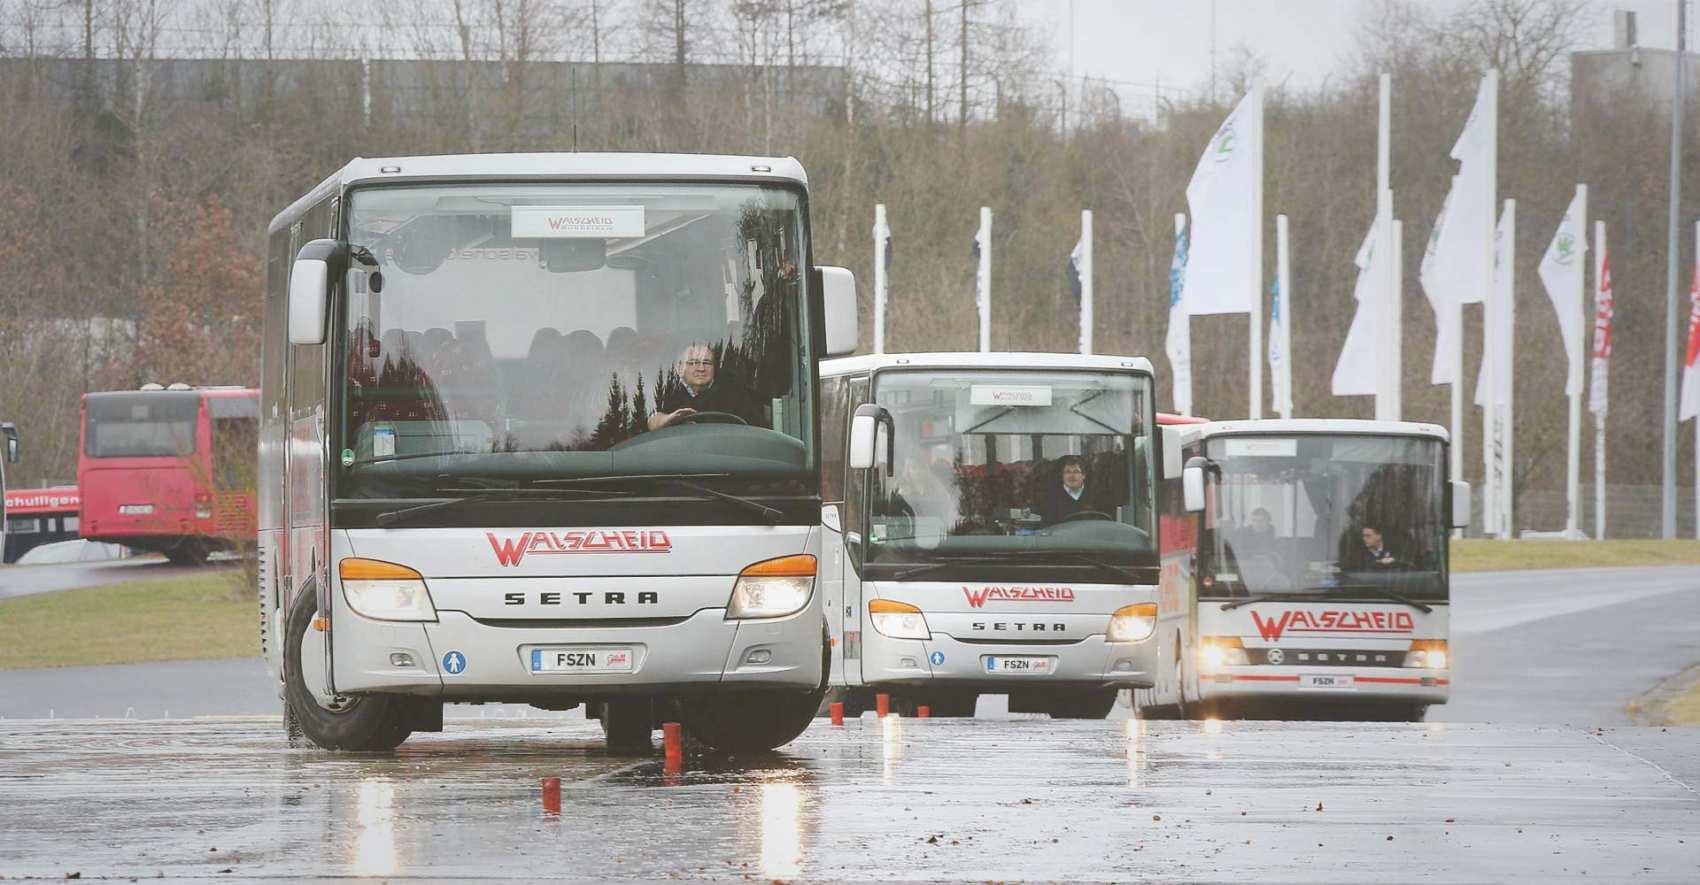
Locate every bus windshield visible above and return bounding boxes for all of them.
[1203,434,1447,599]
[865,369,1156,568]
[339,183,814,499]
[85,393,199,458]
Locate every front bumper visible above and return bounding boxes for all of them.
[331,607,822,701]
[1197,667,1450,703]
[858,626,1155,691]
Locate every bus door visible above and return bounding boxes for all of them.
[826,376,871,687]
[285,235,334,697]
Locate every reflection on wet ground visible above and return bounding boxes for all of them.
[1,716,1695,881]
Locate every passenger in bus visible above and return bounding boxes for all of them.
[1035,455,1109,524]
[647,341,767,429]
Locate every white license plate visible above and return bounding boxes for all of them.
[1300,673,1356,690]
[118,504,155,515]
[983,655,1054,674]
[530,647,634,673]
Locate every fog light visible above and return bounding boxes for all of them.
[744,648,773,665]
[1113,658,1135,672]
[389,652,416,667]
[899,656,919,668]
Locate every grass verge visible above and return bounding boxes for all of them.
[1627,666,1700,727]
[0,572,256,670]
[1451,539,1700,573]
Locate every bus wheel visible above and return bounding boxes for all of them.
[923,691,978,718]
[282,586,412,751]
[1047,689,1118,719]
[165,542,209,566]
[599,697,657,756]
[677,688,821,754]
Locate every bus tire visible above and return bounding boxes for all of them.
[599,697,656,756]
[676,688,821,754]
[1047,689,1118,719]
[282,585,413,752]
[165,542,209,566]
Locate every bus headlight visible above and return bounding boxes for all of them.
[868,598,930,640]
[1406,639,1448,669]
[1199,636,1248,671]
[1106,602,1159,643]
[727,554,816,619]
[339,558,437,622]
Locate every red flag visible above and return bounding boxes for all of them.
[1589,249,1613,416]
[1681,255,1700,421]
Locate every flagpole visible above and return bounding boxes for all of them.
[1594,220,1607,540]
[978,206,992,353]
[873,203,888,355]
[1565,185,1587,537]
[1662,0,1687,540]
[1079,209,1094,354]
[1247,83,1265,420]
[1502,198,1517,538]
[1693,218,1698,541]
[1375,73,1399,421]
[1170,212,1193,416]
[1276,213,1293,418]
[1391,219,1404,419]
[1482,69,1500,537]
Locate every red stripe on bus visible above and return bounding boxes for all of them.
[1229,674,1301,682]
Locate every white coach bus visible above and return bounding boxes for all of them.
[818,353,1162,719]
[261,154,856,753]
[0,422,18,556]
[1139,419,1469,721]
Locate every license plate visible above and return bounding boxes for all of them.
[119,504,155,515]
[1300,673,1356,690]
[530,647,634,673]
[983,655,1054,674]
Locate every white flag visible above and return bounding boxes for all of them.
[1166,215,1193,415]
[1269,276,1291,416]
[1538,189,1587,395]
[1476,203,1515,408]
[1434,74,1496,308]
[1421,178,1462,384]
[1180,88,1263,315]
[1331,219,1380,397]
[1589,248,1613,417]
[1681,253,1700,421]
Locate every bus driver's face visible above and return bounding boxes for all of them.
[678,345,715,390]
[1361,527,1383,551]
[1062,463,1086,492]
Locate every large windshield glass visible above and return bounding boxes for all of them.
[1203,434,1447,599]
[339,183,814,499]
[865,369,1156,569]
[85,393,199,458]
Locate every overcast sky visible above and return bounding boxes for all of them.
[1029,0,1694,107]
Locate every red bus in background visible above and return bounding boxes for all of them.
[78,385,259,564]
[2,485,80,563]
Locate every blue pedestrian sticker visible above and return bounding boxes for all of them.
[442,650,467,674]
[929,651,945,666]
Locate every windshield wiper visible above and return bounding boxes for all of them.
[349,449,487,467]
[375,488,628,527]
[1322,584,1433,614]
[1219,591,1329,611]
[890,555,984,581]
[533,473,784,525]
[1052,552,1144,584]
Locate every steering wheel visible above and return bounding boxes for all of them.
[1061,510,1115,523]
[674,410,748,426]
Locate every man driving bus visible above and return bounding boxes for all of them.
[1036,455,1107,525]
[647,341,767,430]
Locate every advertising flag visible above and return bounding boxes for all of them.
[1433,74,1496,307]
[1538,189,1588,395]
[1331,219,1380,397]
[1589,248,1613,417]
[1166,215,1193,415]
[1681,254,1700,421]
[1180,89,1263,315]
[1421,178,1461,384]
[1067,237,1084,303]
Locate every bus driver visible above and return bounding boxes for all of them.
[647,341,767,429]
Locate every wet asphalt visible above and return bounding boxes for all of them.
[0,556,240,600]
[0,716,1695,881]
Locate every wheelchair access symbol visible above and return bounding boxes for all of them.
[929,651,945,666]
[442,651,467,675]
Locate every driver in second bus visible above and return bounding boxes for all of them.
[1036,455,1108,525]
[648,341,767,430]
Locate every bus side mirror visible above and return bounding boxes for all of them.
[848,404,893,474]
[1451,480,1471,529]
[1182,457,1207,513]
[818,266,858,357]
[1,423,17,463]
[289,239,344,346]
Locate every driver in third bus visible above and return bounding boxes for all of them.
[648,341,767,430]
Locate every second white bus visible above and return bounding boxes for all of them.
[818,353,1162,718]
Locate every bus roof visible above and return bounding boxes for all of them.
[268,152,809,235]
[1166,418,1451,447]
[822,351,1156,377]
